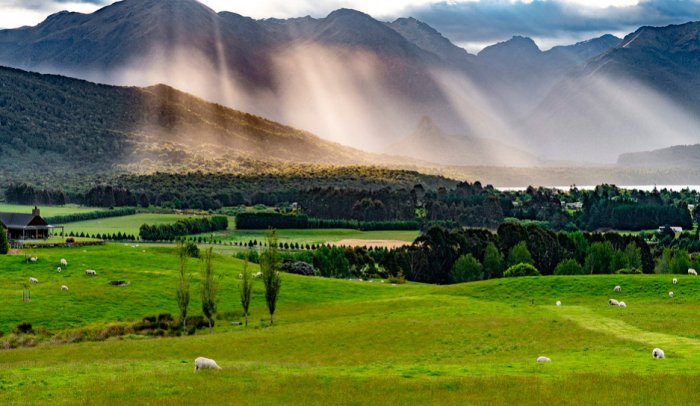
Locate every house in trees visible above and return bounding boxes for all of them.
[0,207,61,241]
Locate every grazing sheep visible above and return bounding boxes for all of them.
[57,267,62,273]
[608,299,619,306]
[238,273,243,279]
[555,301,561,306]
[652,348,665,359]
[688,268,697,276]
[669,291,674,298]
[253,272,262,278]
[61,285,69,291]
[673,278,678,285]
[618,301,627,308]
[29,257,37,263]
[60,258,68,267]
[29,277,38,284]
[194,357,222,372]
[614,285,621,292]
[85,269,97,276]
[536,356,551,363]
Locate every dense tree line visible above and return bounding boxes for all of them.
[372,223,653,285]
[5,183,66,205]
[236,212,419,231]
[425,182,504,228]
[139,216,228,241]
[46,208,136,224]
[5,183,145,208]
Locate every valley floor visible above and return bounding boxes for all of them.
[0,245,699,404]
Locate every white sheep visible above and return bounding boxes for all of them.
[85,269,97,276]
[60,258,68,267]
[29,257,37,263]
[253,272,262,278]
[29,277,38,284]
[194,357,222,372]
[673,278,678,285]
[614,285,621,292]
[61,285,69,291]
[57,267,62,273]
[669,291,674,298]
[555,301,561,306]
[652,348,665,359]
[536,356,551,363]
[618,301,627,308]
[608,299,619,306]
[689,268,698,276]
[238,273,243,279]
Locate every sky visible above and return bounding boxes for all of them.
[1,0,700,51]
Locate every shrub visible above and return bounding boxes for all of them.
[554,259,585,275]
[386,272,406,284]
[504,263,541,277]
[65,237,76,243]
[507,242,533,267]
[13,321,34,335]
[281,261,316,276]
[617,268,643,274]
[450,254,484,283]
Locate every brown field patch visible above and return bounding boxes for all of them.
[332,239,411,249]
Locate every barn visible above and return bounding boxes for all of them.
[0,207,60,241]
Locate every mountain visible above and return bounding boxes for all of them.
[385,117,539,167]
[524,22,700,163]
[0,65,381,187]
[475,34,621,118]
[618,144,700,168]
[386,17,477,69]
[0,0,623,155]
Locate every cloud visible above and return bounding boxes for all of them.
[2,0,700,50]
[407,0,700,50]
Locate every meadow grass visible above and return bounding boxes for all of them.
[0,244,699,404]
[0,203,104,217]
[58,213,194,236]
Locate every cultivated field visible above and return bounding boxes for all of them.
[0,244,699,404]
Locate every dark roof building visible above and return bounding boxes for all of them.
[0,207,55,241]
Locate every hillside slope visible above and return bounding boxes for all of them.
[386,117,539,167]
[0,65,375,182]
[524,22,700,162]
[618,144,700,168]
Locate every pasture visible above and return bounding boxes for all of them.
[0,203,104,217]
[0,244,699,404]
[58,213,194,236]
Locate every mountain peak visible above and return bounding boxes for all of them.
[478,35,540,61]
[326,8,373,20]
[620,21,700,51]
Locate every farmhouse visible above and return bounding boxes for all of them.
[0,207,61,241]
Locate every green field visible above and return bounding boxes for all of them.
[0,203,104,217]
[58,213,194,236]
[194,228,420,245]
[0,244,699,404]
[58,212,419,245]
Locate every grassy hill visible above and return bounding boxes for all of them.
[1,244,699,404]
[0,65,378,187]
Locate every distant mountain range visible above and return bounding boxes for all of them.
[1,0,700,164]
[618,144,700,168]
[0,0,628,163]
[524,22,700,162]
